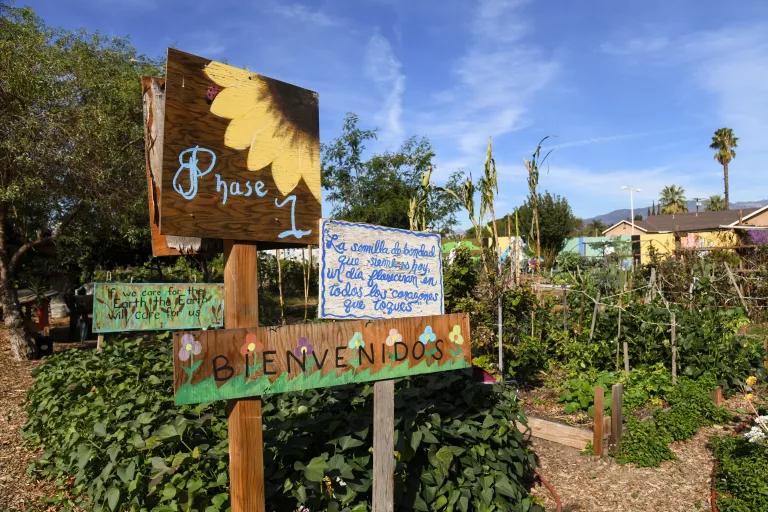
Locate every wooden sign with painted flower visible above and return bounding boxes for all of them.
[173,313,471,404]
[160,48,321,244]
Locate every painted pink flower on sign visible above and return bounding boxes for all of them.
[294,336,314,357]
[178,333,202,361]
[385,328,402,346]
[240,333,264,355]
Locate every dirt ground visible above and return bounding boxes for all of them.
[530,425,723,512]
[0,331,57,512]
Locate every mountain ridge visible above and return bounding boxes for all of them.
[583,200,768,226]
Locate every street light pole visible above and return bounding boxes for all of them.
[621,186,642,235]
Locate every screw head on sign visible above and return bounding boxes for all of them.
[206,85,220,103]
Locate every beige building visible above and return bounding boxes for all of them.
[602,206,768,264]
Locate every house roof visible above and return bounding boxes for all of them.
[736,204,768,224]
[602,220,648,234]
[603,208,761,235]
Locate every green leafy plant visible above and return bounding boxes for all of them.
[24,336,543,511]
[617,375,732,467]
[558,370,616,416]
[710,435,768,512]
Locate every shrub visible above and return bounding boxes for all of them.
[617,376,732,467]
[710,436,768,512]
[616,417,674,467]
[24,336,543,511]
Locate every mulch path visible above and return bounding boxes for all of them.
[531,425,724,512]
[0,331,58,511]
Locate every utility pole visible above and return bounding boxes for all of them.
[621,185,642,235]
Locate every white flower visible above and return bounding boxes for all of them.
[744,416,768,444]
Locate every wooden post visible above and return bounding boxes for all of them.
[593,386,604,456]
[645,267,656,303]
[714,386,724,406]
[670,312,677,384]
[615,297,622,370]
[589,290,601,341]
[562,285,568,331]
[623,341,630,373]
[610,383,623,450]
[725,262,750,316]
[373,380,395,512]
[224,240,265,512]
[96,334,104,352]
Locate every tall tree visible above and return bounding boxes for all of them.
[1,6,158,359]
[710,127,738,209]
[514,192,580,264]
[322,113,460,233]
[706,194,727,212]
[659,185,688,214]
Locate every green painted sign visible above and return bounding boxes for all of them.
[92,283,224,333]
[173,313,471,405]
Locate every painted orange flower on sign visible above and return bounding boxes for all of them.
[240,333,264,355]
[203,61,321,201]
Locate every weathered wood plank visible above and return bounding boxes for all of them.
[160,49,320,244]
[142,76,205,256]
[518,417,592,450]
[611,383,624,449]
[223,241,265,512]
[373,380,395,512]
[593,387,604,456]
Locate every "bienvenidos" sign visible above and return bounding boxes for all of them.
[173,313,470,404]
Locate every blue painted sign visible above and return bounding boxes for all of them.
[318,219,444,320]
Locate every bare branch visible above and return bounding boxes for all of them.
[8,201,83,272]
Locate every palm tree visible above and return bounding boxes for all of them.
[586,219,607,236]
[706,194,726,212]
[659,185,688,214]
[710,128,738,209]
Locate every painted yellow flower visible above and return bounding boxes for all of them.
[747,375,757,387]
[203,61,321,201]
[448,325,464,345]
[746,393,754,402]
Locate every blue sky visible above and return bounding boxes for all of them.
[21,0,768,222]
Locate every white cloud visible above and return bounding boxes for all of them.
[548,132,649,151]
[425,0,558,174]
[600,24,768,203]
[364,33,406,146]
[271,3,340,27]
[599,35,670,56]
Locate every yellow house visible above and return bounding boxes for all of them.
[603,207,766,264]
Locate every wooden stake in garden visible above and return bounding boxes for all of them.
[725,262,750,316]
[670,311,677,385]
[645,267,656,304]
[593,386,604,456]
[373,380,395,512]
[589,290,601,341]
[610,383,623,450]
